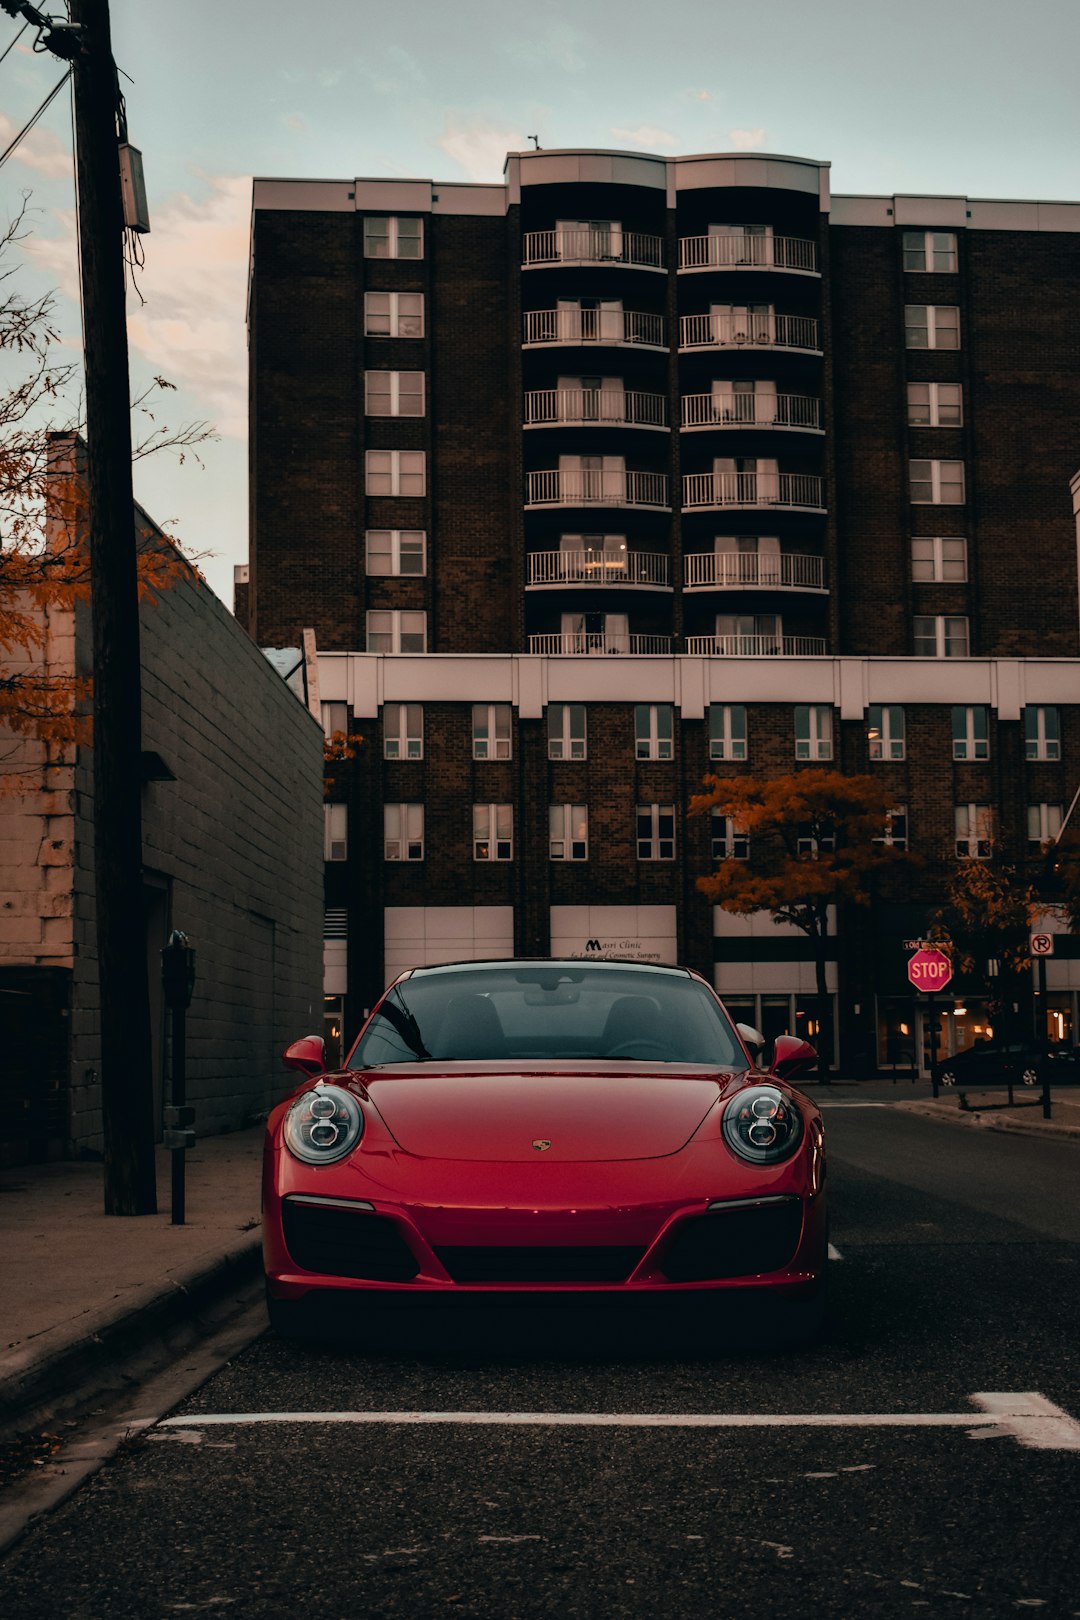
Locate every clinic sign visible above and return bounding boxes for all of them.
[907,946,953,993]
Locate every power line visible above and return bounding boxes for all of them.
[0,19,28,62]
[0,65,70,171]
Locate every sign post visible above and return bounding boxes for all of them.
[907,947,952,1098]
[1030,932,1054,1120]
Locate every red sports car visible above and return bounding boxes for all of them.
[263,959,826,1340]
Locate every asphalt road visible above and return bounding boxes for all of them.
[2,1104,1080,1620]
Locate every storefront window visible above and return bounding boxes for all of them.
[324,995,345,1069]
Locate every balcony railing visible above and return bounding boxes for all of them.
[681,392,821,431]
[529,632,673,655]
[678,234,818,273]
[685,633,828,656]
[526,469,670,508]
[527,550,670,586]
[523,308,666,348]
[523,229,664,269]
[524,388,668,428]
[684,552,825,590]
[679,312,820,352]
[682,471,824,509]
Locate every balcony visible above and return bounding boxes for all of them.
[526,469,670,509]
[681,391,821,432]
[679,312,820,353]
[685,633,828,656]
[523,308,666,349]
[524,388,668,429]
[678,234,818,274]
[682,471,824,511]
[684,552,826,592]
[523,228,664,271]
[529,632,673,655]
[527,550,670,588]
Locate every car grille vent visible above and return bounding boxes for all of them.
[435,1246,645,1284]
[662,1200,803,1283]
[282,1200,419,1281]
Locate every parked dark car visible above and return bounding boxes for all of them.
[933,1040,1080,1090]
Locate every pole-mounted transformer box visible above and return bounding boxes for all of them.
[119,142,150,233]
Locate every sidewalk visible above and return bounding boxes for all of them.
[0,1127,265,1438]
[891,1088,1080,1140]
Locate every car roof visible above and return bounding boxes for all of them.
[401,958,695,980]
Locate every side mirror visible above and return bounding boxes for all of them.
[771,1034,817,1081]
[283,1035,327,1077]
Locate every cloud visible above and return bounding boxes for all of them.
[0,112,72,179]
[728,127,767,151]
[355,44,426,95]
[685,89,713,102]
[438,119,526,183]
[284,112,307,134]
[610,125,678,150]
[502,24,585,74]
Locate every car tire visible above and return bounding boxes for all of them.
[939,1069,957,1087]
[265,1283,318,1342]
[1021,1067,1038,1087]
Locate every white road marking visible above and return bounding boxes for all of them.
[828,1242,843,1260]
[815,1102,889,1108]
[158,1393,1080,1450]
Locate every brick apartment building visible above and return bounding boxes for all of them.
[243,147,1080,1075]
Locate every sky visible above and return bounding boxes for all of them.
[2,0,1079,609]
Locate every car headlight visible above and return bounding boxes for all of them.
[722,1084,804,1165]
[283,1084,364,1166]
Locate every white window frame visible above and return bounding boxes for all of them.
[902,230,958,272]
[708,703,747,761]
[549,804,589,861]
[383,701,423,760]
[635,703,673,761]
[794,704,833,761]
[876,805,909,850]
[911,535,968,582]
[955,803,993,859]
[472,703,512,761]
[1027,803,1063,846]
[363,291,425,337]
[324,802,348,862]
[909,459,965,504]
[914,615,970,658]
[711,813,749,861]
[366,529,427,576]
[473,803,513,862]
[906,382,963,427]
[636,803,675,861]
[867,705,905,761]
[797,821,835,855]
[363,215,423,259]
[548,703,587,760]
[1025,706,1061,762]
[364,370,425,417]
[904,304,960,349]
[384,802,424,861]
[320,700,348,740]
[365,610,427,654]
[364,449,426,496]
[952,705,990,761]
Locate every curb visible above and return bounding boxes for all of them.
[894,1100,1080,1142]
[0,1238,262,1442]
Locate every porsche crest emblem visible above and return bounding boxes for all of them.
[531,1138,552,1152]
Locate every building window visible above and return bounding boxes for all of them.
[636,803,675,861]
[867,705,905,761]
[1027,803,1063,846]
[363,291,424,337]
[474,803,513,861]
[902,230,958,272]
[383,702,423,760]
[365,449,426,496]
[365,370,425,417]
[366,529,426,575]
[320,700,348,740]
[366,610,427,653]
[955,803,993,858]
[914,615,970,658]
[876,805,909,850]
[907,382,963,427]
[904,304,960,349]
[549,804,589,861]
[1025,706,1061,762]
[709,703,747,761]
[794,704,833,761]
[910,458,965,504]
[472,703,512,760]
[363,215,423,259]
[324,803,348,861]
[952,705,990,761]
[797,821,835,855]
[711,813,749,861]
[635,703,673,760]
[548,703,587,760]
[384,803,424,861]
[911,535,967,581]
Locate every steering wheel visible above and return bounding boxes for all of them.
[606,1039,671,1060]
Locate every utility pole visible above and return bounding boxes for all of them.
[5,0,158,1211]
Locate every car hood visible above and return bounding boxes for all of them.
[357,1064,736,1162]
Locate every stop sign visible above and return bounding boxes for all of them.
[907,947,952,992]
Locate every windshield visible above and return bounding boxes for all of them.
[348,963,745,1069]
